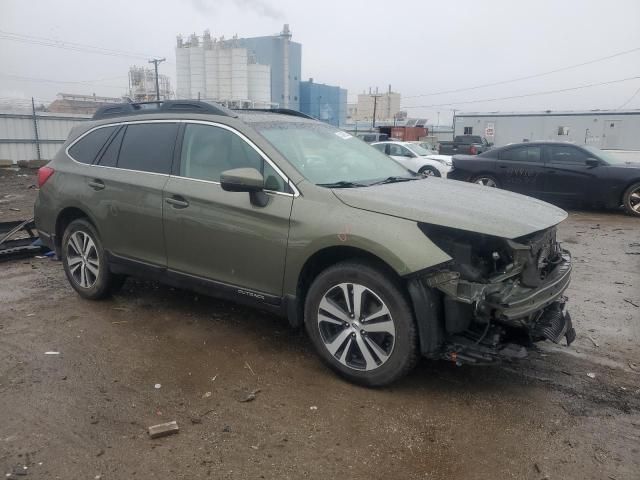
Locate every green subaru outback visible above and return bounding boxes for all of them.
[34,100,575,386]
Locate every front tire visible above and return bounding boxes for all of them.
[61,218,124,300]
[623,182,640,217]
[419,166,441,177]
[304,261,418,387]
[472,174,499,188]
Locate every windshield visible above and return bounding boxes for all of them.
[255,122,410,185]
[582,145,630,165]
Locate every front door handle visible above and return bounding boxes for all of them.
[88,179,105,190]
[165,196,189,209]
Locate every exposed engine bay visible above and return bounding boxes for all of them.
[416,223,575,365]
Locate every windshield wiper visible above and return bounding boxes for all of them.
[317,181,368,188]
[370,176,420,186]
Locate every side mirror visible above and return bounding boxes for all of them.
[220,168,264,192]
[220,168,269,207]
[585,158,600,168]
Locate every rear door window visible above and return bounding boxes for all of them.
[499,146,542,162]
[68,125,118,164]
[117,123,178,174]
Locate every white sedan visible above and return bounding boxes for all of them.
[371,141,452,177]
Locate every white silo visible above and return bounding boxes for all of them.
[248,63,271,105]
[175,37,191,100]
[188,35,205,99]
[231,48,248,101]
[216,46,231,100]
[204,45,219,100]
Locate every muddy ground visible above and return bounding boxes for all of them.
[1,168,639,480]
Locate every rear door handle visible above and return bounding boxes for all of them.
[498,165,508,169]
[88,179,105,190]
[165,196,189,209]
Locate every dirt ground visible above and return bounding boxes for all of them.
[1,167,639,480]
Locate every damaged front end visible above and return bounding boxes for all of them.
[415,223,575,365]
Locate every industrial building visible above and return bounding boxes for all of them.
[299,78,347,127]
[352,88,401,122]
[454,110,640,150]
[128,66,172,102]
[46,93,123,115]
[175,24,300,109]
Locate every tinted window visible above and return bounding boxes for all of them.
[372,144,387,153]
[68,126,117,164]
[179,124,285,192]
[548,146,588,165]
[96,127,124,167]
[499,146,542,162]
[117,123,178,174]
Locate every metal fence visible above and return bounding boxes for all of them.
[0,110,91,163]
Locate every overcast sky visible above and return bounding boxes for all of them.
[1,0,639,124]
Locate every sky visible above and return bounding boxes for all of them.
[1,0,639,125]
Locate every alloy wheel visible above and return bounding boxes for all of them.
[421,168,437,177]
[317,283,396,371]
[66,231,100,289]
[630,187,640,213]
[475,176,497,187]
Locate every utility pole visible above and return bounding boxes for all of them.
[371,87,382,130]
[31,97,41,161]
[148,57,166,101]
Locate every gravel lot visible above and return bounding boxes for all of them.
[1,168,639,480]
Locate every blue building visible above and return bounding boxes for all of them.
[299,79,347,127]
[238,24,302,110]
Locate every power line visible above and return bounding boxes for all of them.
[618,85,640,109]
[403,47,640,100]
[0,29,168,61]
[401,76,640,110]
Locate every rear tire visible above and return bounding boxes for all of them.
[419,166,441,178]
[304,261,419,387]
[61,218,124,300]
[622,182,640,217]
[472,174,499,188]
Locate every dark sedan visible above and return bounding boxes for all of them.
[447,142,640,217]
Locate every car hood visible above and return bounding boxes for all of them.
[332,178,568,239]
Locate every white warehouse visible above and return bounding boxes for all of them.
[454,110,640,150]
[176,31,271,107]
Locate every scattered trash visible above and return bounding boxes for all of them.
[560,370,572,376]
[96,449,105,457]
[244,361,256,376]
[202,391,212,399]
[191,417,202,424]
[587,335,600,347]
[154,383,161,389]
[250,445,259,450]
[629,362,639,372]
[9,208,20,212]
[112,307,129,312]
[310,405,318,410]
[211,375,217,382]
[623,298,639,308]
[239,389,261,402]
[147,420,179,439]
[44,351,60,355]
[111,321,127,325]
[26,313,35,317]
[222,425,231,432]
[587,372,596,379]
[534,463,542,473]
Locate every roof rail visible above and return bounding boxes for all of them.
[233,108,315,120]
[92,100,237,120]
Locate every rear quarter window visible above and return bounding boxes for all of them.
[68,126,118,164]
